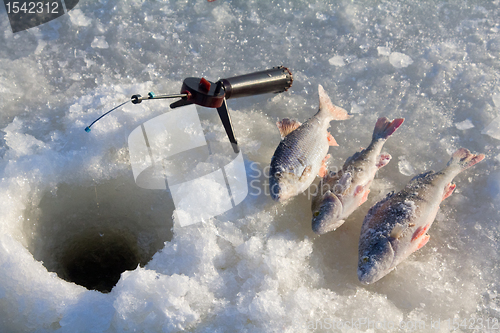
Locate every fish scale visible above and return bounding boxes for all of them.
[273,122,326,172]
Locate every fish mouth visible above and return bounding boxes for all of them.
[269,172,299,202]
[312,191,344,234]
[269,179,293,201]
[357,237,395,284]
[269,174,285,201]
[269,181,281,201]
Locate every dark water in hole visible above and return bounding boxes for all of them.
[23,177,174,293]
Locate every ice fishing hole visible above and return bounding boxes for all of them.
[23,177,175,293]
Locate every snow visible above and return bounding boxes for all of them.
[328,55,345,67]
[91,36,109,49]
[455,119,475,130]
[389,52,414,69]
[68,9,91,27]
[0,0,499,332]
[377,46,391,56]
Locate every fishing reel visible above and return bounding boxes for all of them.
[86,66,293,153]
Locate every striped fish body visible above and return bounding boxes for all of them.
[311,117,404,235]
[357,148,485,284]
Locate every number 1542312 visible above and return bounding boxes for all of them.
[5,2,59,14]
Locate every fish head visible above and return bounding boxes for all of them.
[357,234,395,284]
[311,191,344,234]
[269,171,299,201]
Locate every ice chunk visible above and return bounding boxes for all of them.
[91,37,109,49]
[112,269,214,332]
[68,9,92,27]
[34,40,47,55]
[389,52,414,68]
[3,118,47,158]
[482,116,500,140]
[328,55,345,67]
[171,170,233,227]
[455,119,475,130]
[493,93,500,108]
[377,46,391,56]
[398,155,416,176]
[212,3,236,24]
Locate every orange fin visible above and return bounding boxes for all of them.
[372,117,404,140]
[318,85,351,120]
[416,234,430,250]
[277,118,301,139]
[449,148,485,170]
[412,223,431,242]
[360,188,370,205]
[354,185,370,205]
[442,183,456,201]
[319,154,331,177]
[327,132,338,146]
[376,154,391,169]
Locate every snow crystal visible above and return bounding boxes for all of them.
[328,55,345,67]
[377,46,391,56]
[398,155,416,176]
[389,52,414,68]
[455,119,475,130]
[68,9,92,27]
[91,36,109,49]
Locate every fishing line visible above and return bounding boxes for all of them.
[84,92,189,133]
[85,100,131,132]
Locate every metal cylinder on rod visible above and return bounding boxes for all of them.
[219,66,293,100]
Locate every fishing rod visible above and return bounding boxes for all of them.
[85,66,293,153]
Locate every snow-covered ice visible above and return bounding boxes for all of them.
[0,0,499,332]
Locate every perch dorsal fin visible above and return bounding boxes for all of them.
[276,118,302,139]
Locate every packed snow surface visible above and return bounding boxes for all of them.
[0,0,499,332]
